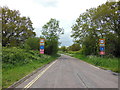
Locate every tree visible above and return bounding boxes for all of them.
[68,43,81,51]
[41,18,64,55]
[59,46,67,52]
[2,6,36,47]
[93,1,120,57]
[71,1,119,57]
[24,37,39,50]
[71,8,99,55]
[81,34,97,55]
[0,7,2,45]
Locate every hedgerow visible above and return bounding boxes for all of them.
[2,47,51,68]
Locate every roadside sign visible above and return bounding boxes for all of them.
[100,47,105,51]
[99,39,105,55]
[40,46,44,49]
[99,44,105,46]
[99,39,105,44]
[40,51,44,54]
[100,51,105,55]
[40,49,44,52]
[40,43,44,45]
[40,38,45,54]
[40,39,44,43]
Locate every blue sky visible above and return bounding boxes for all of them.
[1,0,110,46]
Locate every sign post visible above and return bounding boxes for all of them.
[99,39,105,56]
[40,39,45,54]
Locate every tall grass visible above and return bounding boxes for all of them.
[66,51,119,73]
[2,47,59,88]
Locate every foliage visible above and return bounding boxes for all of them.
[41,18,64,55]
[2,47,54,68]
[2,47,59,88]
[67,43,81,51]
[59,46,67,52]
[3,47,29,66]
[68,52,119,73]
[71,1,120,57]
[23,37,40,50]
[2,6,36,47]
[0,5,1,56]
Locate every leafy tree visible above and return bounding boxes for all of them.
[2,6,36,47]
[0,7,2,46]
[41,18,64,55]
[59,46,67,52]
[68,43,81,51]
[71,8,99,54]
[24,37,39,50]
[71,1,119,57]
[93,1,120,57]
[81,34,97,55]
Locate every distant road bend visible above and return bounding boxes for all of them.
[16,54,118,88]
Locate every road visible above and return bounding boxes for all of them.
[16,54,118,88]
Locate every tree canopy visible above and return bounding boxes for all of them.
[41,18,64,55]
[68,43,81,51]
[71,1,119,57]
[2,7,36,47]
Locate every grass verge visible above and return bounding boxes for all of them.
[66,52,119,73]
[2,47,60,88]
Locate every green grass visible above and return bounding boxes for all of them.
[66,52,119,73]
[2,47,60,88]
[2,55,58,88]
[0,44,2,90]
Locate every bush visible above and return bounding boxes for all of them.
[68,50,81,54]
[2,47,29,66]
[2,47,59,88]
[2,47,56,68]
[2,47,46,68]
[24,37,39,50]
[70,53,119,72]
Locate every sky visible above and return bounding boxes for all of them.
[1,0,109,46]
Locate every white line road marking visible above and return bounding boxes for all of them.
[24,60,57,89]
[82,61,100,70]
[90,64,100,69]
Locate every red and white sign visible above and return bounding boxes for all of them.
[40,49,44,52]
[100,51,105,55]
[40,51,44,54]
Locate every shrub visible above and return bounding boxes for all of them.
[2,47,55,68]
[2,47,29,66]
[24,37,39,50]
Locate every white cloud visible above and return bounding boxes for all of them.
[35,0,58,7]
[1,0,108,46]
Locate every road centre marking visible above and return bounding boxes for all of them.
[24,60,57,89]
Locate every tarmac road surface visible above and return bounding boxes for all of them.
[16,54,118,88]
